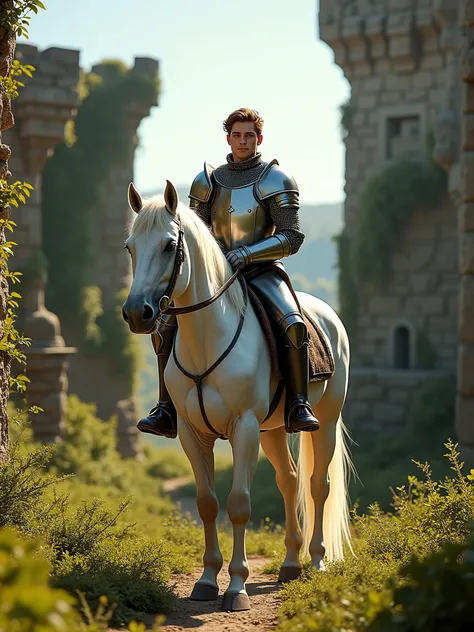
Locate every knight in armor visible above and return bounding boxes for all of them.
[138,108,319,438]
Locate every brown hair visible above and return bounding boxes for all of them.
[223,108,264,136]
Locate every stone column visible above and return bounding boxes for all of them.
[2,44,80,443]
[22,277,76,443]
[456,0,474,468]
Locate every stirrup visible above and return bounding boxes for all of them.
[285,398,320,434]
[137,401,177,438]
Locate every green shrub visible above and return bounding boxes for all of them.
[144,445,193,480]
[368,526,474,631]
[48,395,120,486]
[0,527,79,632]
[0,426,68,529]
[1,408,176,625]
[0,527,164,631]
[275,441,474,632]
[52,535,173,625]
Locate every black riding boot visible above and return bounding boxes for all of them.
[137,321,177,439]
[282,321,320,434]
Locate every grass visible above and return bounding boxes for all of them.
[275,441,474,631]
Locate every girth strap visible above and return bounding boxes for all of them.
[172,276,249,439]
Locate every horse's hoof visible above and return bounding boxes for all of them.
[221,590,250,611]
[190,581,219,601]
[278,565,302,583]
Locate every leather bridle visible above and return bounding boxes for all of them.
[158,214,241,317]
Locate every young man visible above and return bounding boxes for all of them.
[138,108,319,439]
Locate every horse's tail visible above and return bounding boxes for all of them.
[297,415,354,561]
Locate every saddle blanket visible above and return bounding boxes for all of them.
[247,286,335,383]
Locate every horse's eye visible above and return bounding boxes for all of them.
[164,241,177,253]
[123,243,131,254]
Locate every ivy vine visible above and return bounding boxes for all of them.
[353,159,448,288]
[0,0,46,395]
[42,61,158,392]
[333,230,358,338]
[0,0,45,38]
[335,153,448,335]
[340,98,354,139]
[0,59,35,99]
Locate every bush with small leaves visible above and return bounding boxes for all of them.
[275,441,474,632]
[368,526,474,632]
[0,527,78,631]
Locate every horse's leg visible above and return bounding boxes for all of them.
[178,419,222,600]
[260,425,303,582]
[223,410,260,612]
[309,400,339,571]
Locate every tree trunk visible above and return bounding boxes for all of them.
[0,1,16,463]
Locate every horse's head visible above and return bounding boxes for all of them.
[122,180,191,333]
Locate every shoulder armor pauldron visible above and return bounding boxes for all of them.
[189,162,215,203]
[255,159,299,201]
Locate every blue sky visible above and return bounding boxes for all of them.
[26,0,349,203]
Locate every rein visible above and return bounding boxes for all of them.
[158,215,241,317]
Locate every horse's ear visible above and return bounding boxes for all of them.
[128,182,143,214]
[164,180,179,215]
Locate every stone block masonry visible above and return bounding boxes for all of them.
[455,0,474,463]
[2,44,80,447]
[318,0,462,451]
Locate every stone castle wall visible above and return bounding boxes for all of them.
[62,57,159,430]
[5,44,80,266]
[318,0,459,434]
[454,0,474,466]
[3,44,80,444]
[3,46,158,457]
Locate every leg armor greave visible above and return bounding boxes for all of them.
[279,312,320,434]
[137,315,178,438]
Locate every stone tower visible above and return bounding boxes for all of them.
[443,0,474,468]
[60,57,159,452]
[3,44,80,443]
[318,1,459,435]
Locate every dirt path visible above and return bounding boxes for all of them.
[108,556,281,632]
[109,478,283,632]
[160,555,281,631]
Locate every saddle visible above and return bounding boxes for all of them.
[243,264,335,383]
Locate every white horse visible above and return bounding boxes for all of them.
[122,181,353,612]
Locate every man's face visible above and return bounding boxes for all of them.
[227,121,263,162]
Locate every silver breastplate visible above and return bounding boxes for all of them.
[210,182,275,251]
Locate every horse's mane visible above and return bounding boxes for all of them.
[129,196,246,315]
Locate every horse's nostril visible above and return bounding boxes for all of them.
[142,303,154,322]
[122,306,129,323]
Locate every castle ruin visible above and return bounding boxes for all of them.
[319,0,474,465]
[3,45,159,456]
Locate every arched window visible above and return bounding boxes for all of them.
[393,325,411,369]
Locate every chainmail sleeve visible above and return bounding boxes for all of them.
[266,195,305,254]
[189,199,212,228]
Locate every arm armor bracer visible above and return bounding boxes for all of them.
[234,233,292,266]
